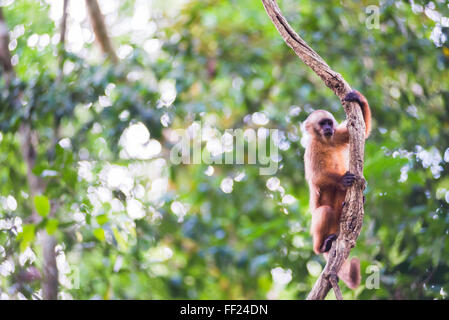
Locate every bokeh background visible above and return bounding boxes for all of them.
[0,0,448,300]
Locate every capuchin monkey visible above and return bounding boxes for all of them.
[303,90,371,289]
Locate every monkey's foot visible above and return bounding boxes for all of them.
[320,234,337,253]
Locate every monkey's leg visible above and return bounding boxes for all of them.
[311,205,338,254]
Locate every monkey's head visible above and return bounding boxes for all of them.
[304,110,337,140]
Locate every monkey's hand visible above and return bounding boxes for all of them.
[341,171,356,188]
[344,90,363,107]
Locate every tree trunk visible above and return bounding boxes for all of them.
[0,7,59,300]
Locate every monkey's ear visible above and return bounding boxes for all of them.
[302,121,312,134]
[300,120,309,136]
[303,119,312,133]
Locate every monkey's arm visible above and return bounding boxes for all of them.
[310,172,352,202]
[334,121,349,145]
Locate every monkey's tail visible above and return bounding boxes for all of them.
[338,257,361,290]
[344,90,372,138]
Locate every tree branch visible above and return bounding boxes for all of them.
[57,0,69,79]
[0,8,13,84]
[261,0,366,300]
[85,0,118,63]
[329,273,343,300]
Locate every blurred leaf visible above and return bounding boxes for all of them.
[17,225,36,252]
[33,195,51,218]
[45,219,59,235]
[93,228,105,242]
[96,214,108,226]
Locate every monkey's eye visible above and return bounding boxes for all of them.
[319,119,332,126]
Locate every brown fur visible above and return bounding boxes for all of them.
[304,90,371,289]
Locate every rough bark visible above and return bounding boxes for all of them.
[261,0,367,300]
[85,0,118,63]
[0,7,59,300]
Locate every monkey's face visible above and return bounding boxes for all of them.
[304,110,337,141]
[319,118,334,137]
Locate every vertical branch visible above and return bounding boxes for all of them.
[41,232,58,300]
[0,8,13,84]
[57,0,69,79]
[261,0,367,300]
[85,0,118,63]
[59,0,69,47]
[52,0,69,154]
[17,125,44,222]
[41,0,71,300]
[39,0,71,299]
